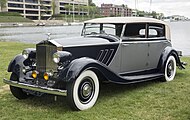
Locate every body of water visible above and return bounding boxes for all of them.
[0,21,189,56]
[0,25,83,43]
[169,21,190,56]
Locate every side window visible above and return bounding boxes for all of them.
[148,24,165,38]
[123,23,146,40]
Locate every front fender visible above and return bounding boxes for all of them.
[158,46,185,73]
[57,57,124,83]
[8,54,25,76]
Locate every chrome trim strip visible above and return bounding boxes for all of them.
[121,40,168,44]
[105,49,114,65]
[107,43,121,67]
[3,79,67,96]
[63,42,119,48]
[97,50,104,61]
[101,49,109,63]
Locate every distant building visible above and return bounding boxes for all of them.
[3,0,88,20]
[131,9,137,17]
[164,15,189,21]
[100,4,132,17]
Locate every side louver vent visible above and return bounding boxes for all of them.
[96,49,114,65]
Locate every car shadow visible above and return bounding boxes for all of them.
[99,79,161,98]
[18,78,162,112]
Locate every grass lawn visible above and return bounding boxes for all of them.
[0,42,190,119]
[0,12,33,23]
[0,16,33,23]
[0,42,35,86]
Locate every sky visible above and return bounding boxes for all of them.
[93,0,190,18]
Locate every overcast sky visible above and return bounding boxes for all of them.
[93,0,190,18]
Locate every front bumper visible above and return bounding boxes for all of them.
[3,78,67,96]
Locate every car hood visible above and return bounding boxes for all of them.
[49,36,111,47]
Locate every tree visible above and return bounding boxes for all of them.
[151,11,157,18]
[65,4,72,15]
[88,0,95,6]
[88,6,99,18]
[51,0,57,16]
[0,0,7,11]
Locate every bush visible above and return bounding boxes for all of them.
[0,12,22,16]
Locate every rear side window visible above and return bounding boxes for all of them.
[122,23,165,41]
[148,24,165,38]
[123,23,146,39]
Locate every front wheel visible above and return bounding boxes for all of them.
[66,70,99,111]
[10,73,30,99]
[164,55,177,81]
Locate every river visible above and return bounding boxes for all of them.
[0,21,189,56]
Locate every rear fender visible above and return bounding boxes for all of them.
[158,47,185,73]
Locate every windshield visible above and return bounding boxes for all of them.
[82,23,123,37]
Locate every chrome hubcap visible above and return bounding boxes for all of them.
[78,77,95,104]
[167,61,174,78]
[82,83,92,97]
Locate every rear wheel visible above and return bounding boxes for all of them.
[10,73,29,99]
[66,70,99,111]
[164,55,176,81]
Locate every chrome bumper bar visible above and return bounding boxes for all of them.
[3,78,67,96]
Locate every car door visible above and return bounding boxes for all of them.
[120,23,149,73]
[147,23,171,69]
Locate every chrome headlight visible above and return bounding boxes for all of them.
[22,50,29,59]
[53,51,72,64]
[53,52,60,63]
[22,48,36,59]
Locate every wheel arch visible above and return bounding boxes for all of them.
[158,46,184,73]
[59,57,116,83]
[8,54,25,76]
[87,67,108,83]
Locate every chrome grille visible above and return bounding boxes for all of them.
[36,44,57,73]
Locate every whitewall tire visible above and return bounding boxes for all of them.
[67,70,99,110]
[164,55,176,81]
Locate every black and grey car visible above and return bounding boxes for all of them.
[4,17,185,110]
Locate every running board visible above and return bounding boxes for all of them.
[122,73,164,81]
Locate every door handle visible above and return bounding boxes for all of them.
[122,44,130,47]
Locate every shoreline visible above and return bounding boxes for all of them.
[1,19,190,27]
[0,20,84,27]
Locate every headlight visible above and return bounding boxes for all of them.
[22,50,29,59]
[53,53,60,63]
[22,48,36,59]
[53,51,72,64]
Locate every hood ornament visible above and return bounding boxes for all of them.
[46,33,52,40]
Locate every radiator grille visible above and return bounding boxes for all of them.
[36,44,57,73]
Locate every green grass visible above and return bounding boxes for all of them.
[0,42,190,119]
[0,12,22,16]
[0,16,33,23]
[0,42,35,86]
[0,12,33,23]
[52,14,102,22]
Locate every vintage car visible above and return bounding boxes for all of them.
[4,17,184,111]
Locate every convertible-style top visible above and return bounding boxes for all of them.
[84,17,171,40]
[84,17,167,25]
